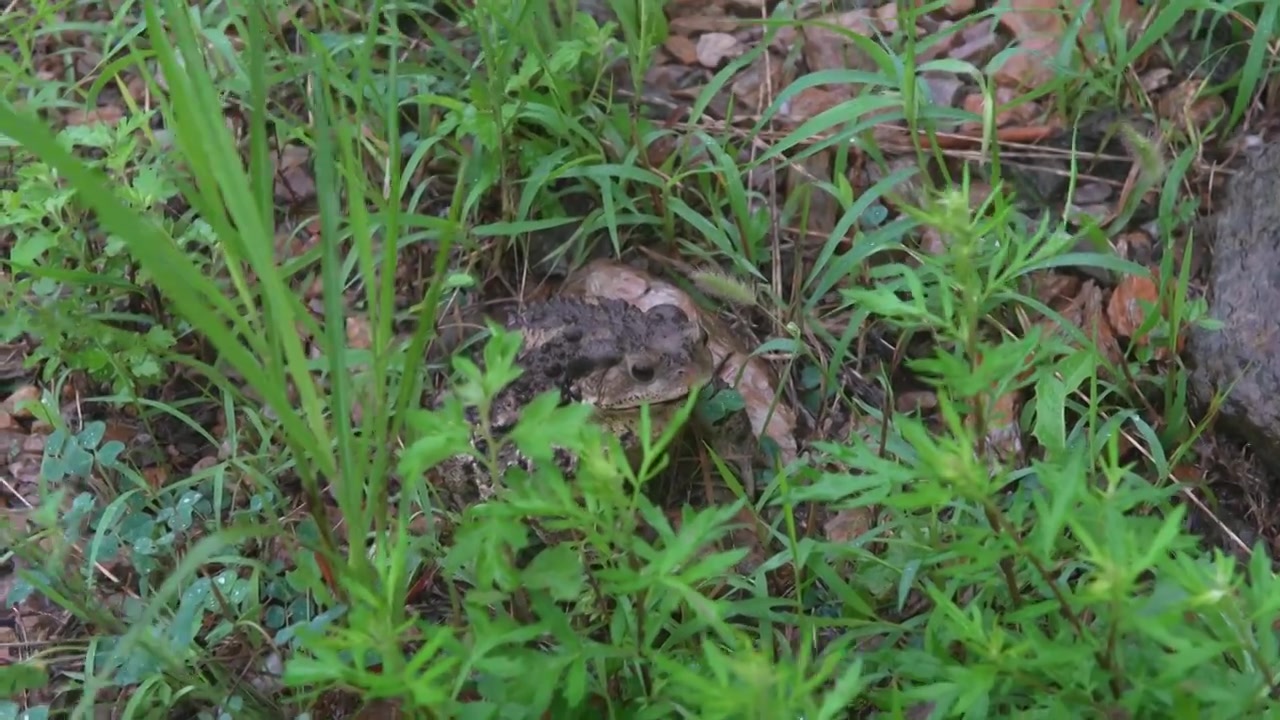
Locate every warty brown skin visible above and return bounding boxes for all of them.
[424,297,716,519]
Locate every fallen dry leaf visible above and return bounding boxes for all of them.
[664,34,699,65]
[983,389,1024,464]
[274,144,316,202]
[101,420,140,447]
[824,507,876,544]
[1158,78,1228,133]
[961,85,1039,127]
[800,11,885,74]
[925,74,964,107]
[1,386,40,418]
[353,700,406,720]
[920,226,947,255]
[787,150,839,235]
[1031,271,1082,308]
[1140,66,1175,94]
[696,32,742,68]
[729,51,787,110]
[64,105,124,127]
[1115,230,1155,266]
[897,390,939,414]
[346,316,373,350]
[143,466,169,491]
[993,32,1058,89]
[1106,271,1159,338]
[1045,280,1123,365]
[996,0,1145,89]
[948,17,1000,66]
[780,86,848,124]
[1072,182,1113,206]
[1107,271,1169,358]
[669,13,742,35]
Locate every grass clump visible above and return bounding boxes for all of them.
[1,0,1279,718]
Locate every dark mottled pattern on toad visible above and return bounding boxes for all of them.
[426,297,715,518]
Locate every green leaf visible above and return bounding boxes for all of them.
[398,408,474,478]
[695,387,745,425]
[0,661,50,695]
[77,420,107,449]
[510,392,591,463]
[96,441,125,468]
[64,443,95,478]
[9,230,57,266]
[522,544,586,603]
[172,578,213,652]
[816,658,867,720]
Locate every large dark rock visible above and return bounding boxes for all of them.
[1188,143,1280,475]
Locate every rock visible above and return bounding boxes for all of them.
[1188,143,1280,476]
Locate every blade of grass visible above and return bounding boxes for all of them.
[148,0,336,475]
[308,46,365,576]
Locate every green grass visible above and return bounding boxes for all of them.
[0,0,1279,717]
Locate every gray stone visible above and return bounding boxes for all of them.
[1188,143,1280,475]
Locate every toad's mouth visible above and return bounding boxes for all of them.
[595,381,716,412]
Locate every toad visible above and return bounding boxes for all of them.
[425,297,717,517]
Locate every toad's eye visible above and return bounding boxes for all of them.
[630,362,656,383]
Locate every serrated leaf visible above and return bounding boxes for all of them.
[510,392,591,463]
[522,544,586,602]
[10,231,57,266]
[816,658,867,720]
[398,409,474,478]
[131,355,161,377]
